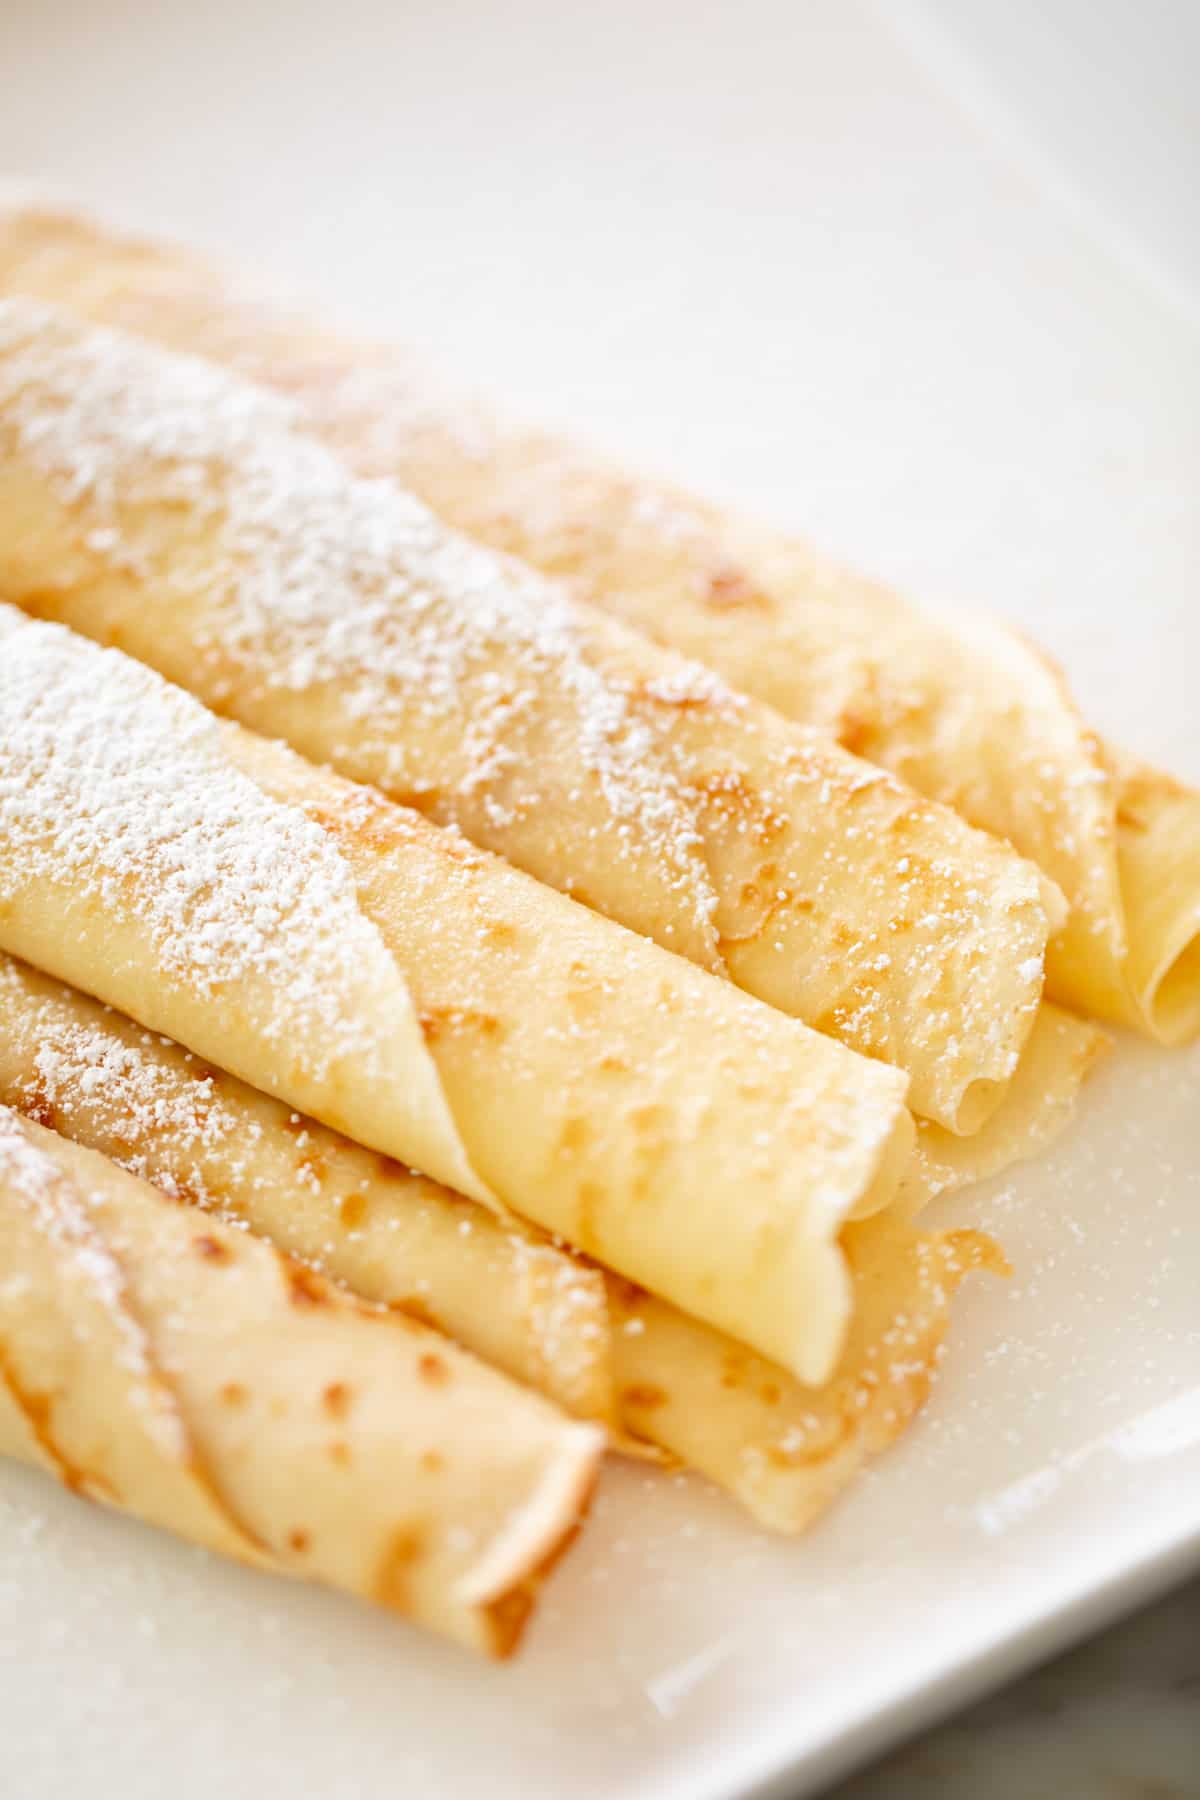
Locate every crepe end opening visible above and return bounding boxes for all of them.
[944,1075,1006,1139]
[1145,926,1200,1046]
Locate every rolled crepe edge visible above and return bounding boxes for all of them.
[458,1420,604,1625]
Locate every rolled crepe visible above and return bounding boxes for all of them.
[0,296,1066,1139]
[0,958,1000,1532]
[0,605,913,1382]
[0,954,614,1425]
[612,1213,1007,1531]
[0,1106,603,1653]
[914,1003,1110,1200]
[3,199,1189,1040]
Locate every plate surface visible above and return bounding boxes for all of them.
[1,3,1198,1797]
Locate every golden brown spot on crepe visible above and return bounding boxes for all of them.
[375,1153,411,1184]
[760,1381,782,1406]
[287,1263,328,1308]
[328,1441,351,1467]
[557,1116,589,1156]
[483,917,519,949]
[598,1052,630,1075]
[606,1273,646,1310]
[418,1005,503,1044]
[696,770,788,850]
[18,1085,56,1131]
[339,1191,368,1232]
[703,563,765,610]
[287,1528,311,1554]
[0,1348,108,1497]
[621,1382,667,1411]
[281,1111,308,1135]
[418,1352,450,1388]
[634,678,713,713]
[717,875,798,947]
[836,711,876,758]
[374,1525,427,1612]
[220,1382,247,1407]
[390,1295,440,1332]
[192,1233,231,1264]
[574,1180,602,1251]
[1116,801,1151,834]
[420,1449,444,1474]
[322,1381,352,1420]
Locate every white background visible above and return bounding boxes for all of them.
[0,3,1197,1796]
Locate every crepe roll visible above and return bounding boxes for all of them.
[4,199,1187,1042]
[0,962,999,1532]
[0,607,913,1382]
[612,1213,1006,1531]
[0,295,1065,1138]
[0,954,614,1425]
[0,1106,603,1653]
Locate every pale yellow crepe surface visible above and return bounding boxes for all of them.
[0,953,614,1425]
[0,963,1000,1535]
[0,1107,603,1653]
[0,294,1067,1137]
[2,197,1189,1040]
[0,606,913,1383]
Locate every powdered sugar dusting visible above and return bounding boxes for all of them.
[0,300,719,937]
[0,606,396,1074]
[0,1105,187,1457]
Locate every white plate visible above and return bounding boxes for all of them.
[1,3,1198,1796]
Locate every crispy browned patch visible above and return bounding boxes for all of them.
[557,1116,589,1156]
[606,1272,646,1310]
[418,1005,503,1044]
[374,1524,427,1613]
[16,1084,56,1131]
[375,1153,411,1184]
[322,1381,352,1420]
[0,1346,109,1498]
[220,1382,248,1407]
[418,1352,450,1388]
[703,562,767,610]
[389,1295,441,1332]
[694,770,788,849]
[574,1180,602,1252]
[192,1233,231,1264]
[328,1440,351,1467]
[286,1263,328,1308]
[339,1191,368,1232]
[621,1382,667,1412]
[287,1528,311,1554]
[420,1449,445,1474]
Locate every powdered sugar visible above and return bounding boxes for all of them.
[0,606,396,1073]
[0,299,719,935]
[0,1106,186,1456]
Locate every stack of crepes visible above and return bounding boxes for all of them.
[0,196,1193,1657]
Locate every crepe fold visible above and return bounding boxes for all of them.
[0,1105,603,1653]
[0,957,1003,1532]
[0,955,614,1425]
[2,200,1188,1042]
[0,297,1068,1142]
[0,605,914,1383]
